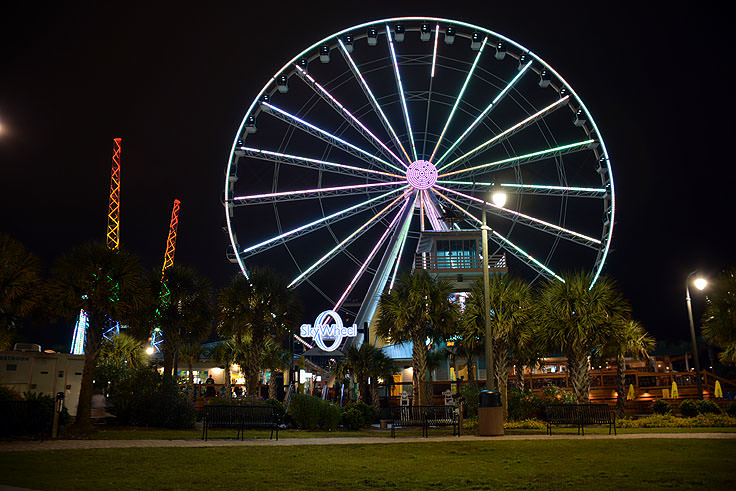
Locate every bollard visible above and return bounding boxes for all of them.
[51,392,65,439]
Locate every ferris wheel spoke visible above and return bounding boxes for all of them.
[240,187,408,259]
[260,102,397,171]
[429,188,564,282]
[434,59,533,168]
[438,139,596,180]
[438,95,570,172]
[422,189,448,231]
[293,65,406,172]
[338,39,412,165]
[236,146,403,181]
[435,181,607,198]
[386,24,418,162]
[334,194,413,310]
[499,183,607,198]
[434,185,601,249]
[428,36,488,163]
[287,190,412,288]
[232,181,405,206]
[388,197,414,292]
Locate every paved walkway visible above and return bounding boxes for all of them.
[2,432,734,452]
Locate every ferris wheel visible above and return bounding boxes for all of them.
[224,17,615,326]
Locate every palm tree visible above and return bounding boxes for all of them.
[179,343,206,402]
[603,319,655,417]
[702,268,736,363]
[48,242,146,428]
[98,332,146,368]
[536,272,630,403]
[377,270,459,406]
[0,234,42,350]
[157,266,213,378]
[425,348,446,403]
[346,342,394,408]
[262,338,291,400]
[210,340,238,400]
[217,269,301,397]
[463,276,533,415]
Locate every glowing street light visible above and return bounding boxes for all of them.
[145,346,155,356]
[491,189,507,208]
[685,272,708,399]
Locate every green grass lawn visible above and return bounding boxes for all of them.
[2,439,735,490]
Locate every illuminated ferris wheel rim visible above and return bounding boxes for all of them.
[225,16,615,294]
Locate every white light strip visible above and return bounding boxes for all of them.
[242,187,407,254]
[423,189,446,230]
[239,146,404,180]
[430,188,564,282]
[439,95,570,172]
[334,196,411,310]
[234,181,403,201]
[261,102,397,171]
[338,39,412,165]
[438,139,594,179]
[294,65,407,170]
[386,25,418,162]
[288,190,411,288]
[435,60,533,168]
[434,185,601,244]
[500,183,606,193]
[429,36,487,163]
[431,24,439,78]
[389,199,414,291]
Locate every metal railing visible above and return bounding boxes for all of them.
[414,253,507,271]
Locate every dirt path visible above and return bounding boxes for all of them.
[2,432,735,452]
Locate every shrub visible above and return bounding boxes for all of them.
[540,384,576,404]
[617,414,736,428]
[508,389,545,421]
[0,392,70,437]
[652,399,672,415]
[459,383,482,418]
[696,399,721,415]
[342,408,364,430]
[108,368,195,428]
[320,402,342,431]
[679,399,698,417]
[343,400,377,425]
[288,393,323,430]
[0,386,22,402]
[727,401,736,418]
[266,398,286,421]
[504,419,547,430]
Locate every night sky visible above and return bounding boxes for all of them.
[1,2,734,350]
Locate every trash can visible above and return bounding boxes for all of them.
[478,389,504,436]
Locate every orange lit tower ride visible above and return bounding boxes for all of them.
[150,199,181,352]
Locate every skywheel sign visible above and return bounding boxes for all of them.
[299,310,357,352]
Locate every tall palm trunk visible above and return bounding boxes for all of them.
[616,354,626,418]
[187,359,195,403]
[568,350,591,402]
[493,341,510,418]
[74,314,103,428]
[268,370,278,400]
[162,337,179,379]
[514,365,525,391]
[224,364,232,400]
[370,381,380,411]
[244,344,261,397]
[412,334,428,406]
[466,358,475,382]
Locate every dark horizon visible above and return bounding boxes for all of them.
[2,3,734,352]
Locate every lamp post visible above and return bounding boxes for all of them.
[482,187,507,390]
[685,272,707,400]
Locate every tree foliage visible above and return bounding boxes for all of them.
[0,234,42,350]
[377,270,458,406]
[702,268,736,363]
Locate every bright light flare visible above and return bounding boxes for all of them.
[145,346,155,355]
[693,277,707,291]
[491,189,507,207]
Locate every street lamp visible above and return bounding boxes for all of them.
[481,186,506,390]
[685,272,707,399]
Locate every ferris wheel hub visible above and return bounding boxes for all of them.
[406,159,438,190]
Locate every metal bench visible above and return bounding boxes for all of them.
[389,405,460,438]
[543,403,616,436]
[201,405,279,441]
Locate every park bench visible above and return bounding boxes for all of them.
[543,404,616,436]
[388,405,460,438]
[201,405,279,441]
